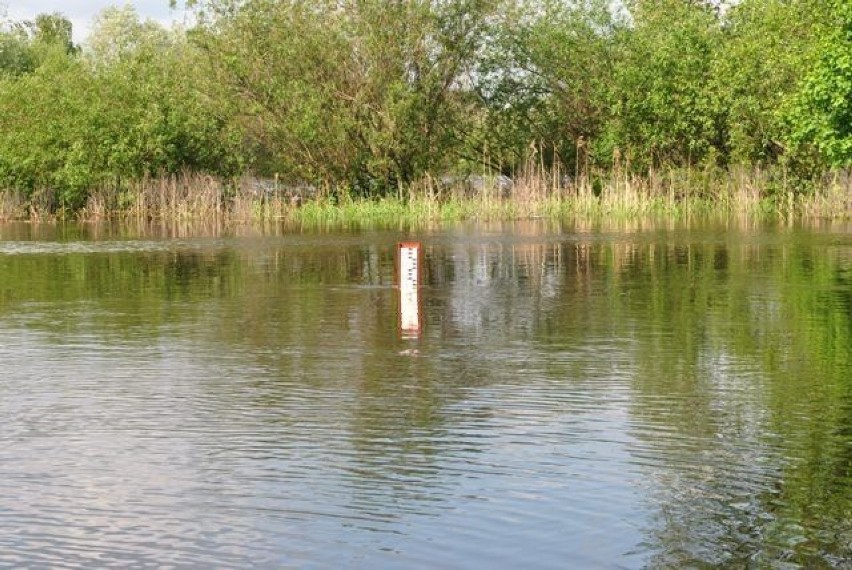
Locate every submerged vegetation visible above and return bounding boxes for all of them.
[0,0,850,222]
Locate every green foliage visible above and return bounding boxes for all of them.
[476,0,617,173]
[85,7,245,179]
[788,0,852,166]
[195,0,502,192]
[0,24,35,75]
[713,0,824,165]
[31,12,77,54]
[0,8,244,207]
[604,0,723,168]
[0,50,89,203]
[0,0,849,211]
[1,12,79,76]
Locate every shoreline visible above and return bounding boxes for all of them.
[1,171,850,226]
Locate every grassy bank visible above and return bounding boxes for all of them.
[1,168,850,227]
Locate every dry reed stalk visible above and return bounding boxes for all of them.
[728,166,759,213]
[799,172,852,219]
[0,190,26,221]
[77,186,117,221]
[232,176,262,222]
[28,188,57,222]
[122,173,227,222]
[6,166,851,224]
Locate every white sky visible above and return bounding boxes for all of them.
[1,1,192,43]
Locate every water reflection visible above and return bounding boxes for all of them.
[0,220,850,567]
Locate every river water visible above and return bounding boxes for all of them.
[0,219,850,568]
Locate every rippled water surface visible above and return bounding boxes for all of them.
[1,220,851,568]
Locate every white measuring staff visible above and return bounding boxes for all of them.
[398,242,421,337]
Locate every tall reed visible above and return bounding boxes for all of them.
[0,190,26,221]
[2,166,850,225]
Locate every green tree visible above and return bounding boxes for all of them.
[0,9,243,207]
[714,0,829,166]
[84,6,245,179]
[0,12,78,76]
[0,45,91,202]
[31,12,77,54]
[788,0,852,166]
[476,0,618,174]
[188,0,503,193]
[0,22,34,75]
[603,0,723,169]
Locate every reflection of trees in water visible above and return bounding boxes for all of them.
[420,229,852,565]
[616,239,852,566]
[0,247,246,339]
[1,224,851,560]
